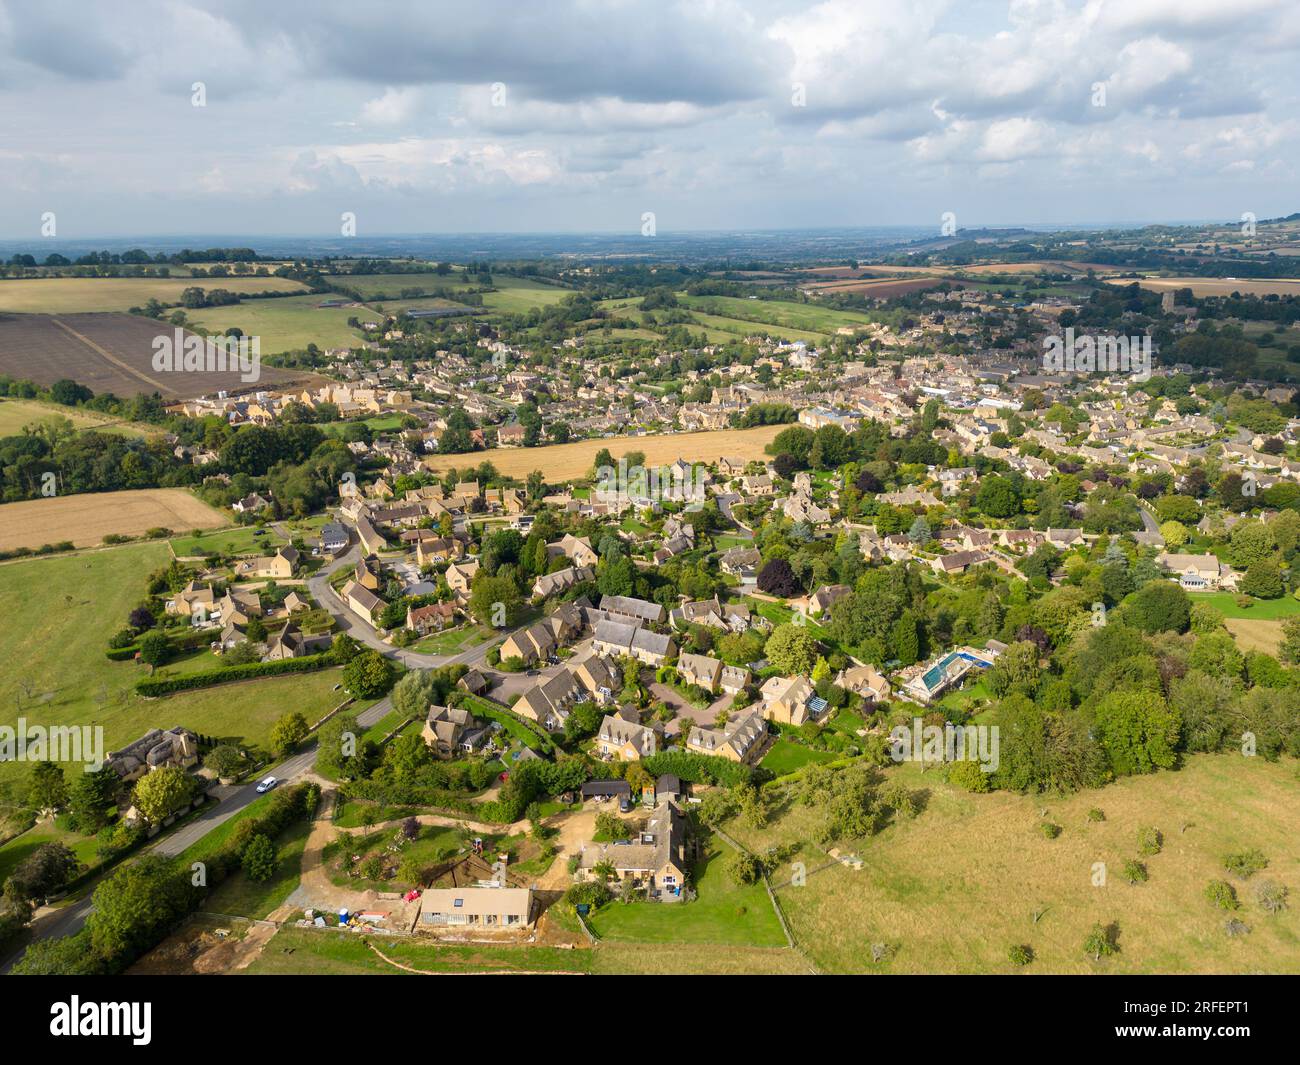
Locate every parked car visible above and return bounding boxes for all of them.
[618,796,632,813]
[256,776,279,793]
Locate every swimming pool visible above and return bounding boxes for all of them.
[920,650,993,693]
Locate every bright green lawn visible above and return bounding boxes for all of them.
[185,293,381,354]
[760,739,836,775]
[202,818,312,919]
[0,818,102,885]
[169,525,285,557]
[587,837,787,947]
[1189,591,1300,619]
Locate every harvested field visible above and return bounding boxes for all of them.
[1224,617,1284,655]
[0,487,226,551]
[0,397,150,437]
[0,312,325,398]
[1108,276,1300,297]
[0,276,307,314]
[801,277,952,298]
[421,425,786,481]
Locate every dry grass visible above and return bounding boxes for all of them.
[0,398,150,438]
[726,754,1300,974]
[421,425,786,481]
[591,942,811,975]
[1109,276,1300,297]
[0,488,227,551]
[0,276,308,313]
[1225,618,1284,655]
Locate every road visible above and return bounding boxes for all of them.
[2,522,520,970]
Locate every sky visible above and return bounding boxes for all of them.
[0,0,1298,239]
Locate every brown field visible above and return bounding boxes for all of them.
[0,312,325,398]
[727,754,1300,974]
[1224,617,1283,655]
[0,488,227,551]
[0,397,151,438]
[802,278,954,298]
[1109,276,1300,297]
[421,425,786,481]
[0,276,307,314]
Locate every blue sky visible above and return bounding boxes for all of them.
[1,0,1297,238]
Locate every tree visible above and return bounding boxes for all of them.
[88,854,193,963]
[1083,922,1117,962]
[343,650,395,698]
[1158,520,1188,550]
[137,629,170,668]
[29,761,67,811]
[1279,616,1300,665]
[203,744,246,780]
[6,842,79,901]
[1123,581,1190,634]
[757,558,801,598]
[1092,691,1180,776]
[392,669,436,720]
[975,476,1020,518]
[130,764,196,825]
[468,573,523,628]
[765,624,819,676]
[241,834,277,882]
[270,711,310,756]
[66,767,119,833]
[908,516,931,545]
[726,849,762,886]
[1241,559,1284,599]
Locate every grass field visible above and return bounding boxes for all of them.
[0,544,352,787]
[0,276,308,313]
[168,525,287,557]
[759,739,836,775]
[0,398,152,438]
[0,488,227,552]
[185,293,382,353]
[0,818,101,885]
[1224,618,1284,655]
[1108,276,1300,298]
[680,294,875,333]
[243,928,594,974]
[1189,591,1300,619]
[725,754,1300,974]
[421,424,785,481]
[202,819,312,919]
[587,836,787,947]
[478,276,574,314]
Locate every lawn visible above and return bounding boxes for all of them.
[1189,591,1300,619]
[0,544,352,787]
[242,927,594,974]
[410,623,494,655]
[726,753,1300,974]
[185,293,381,354]
[586,836,787,948]
[0,817,102,886]
[478,276,574,314]
[680,294,875,333]
[760,739,836,775]
[202,818,312,919]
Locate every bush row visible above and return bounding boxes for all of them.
[135,653,333,695]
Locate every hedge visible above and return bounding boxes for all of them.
[106,628,214,661]
[135,654,335,695]
[463,698,554,754]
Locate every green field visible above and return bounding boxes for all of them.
[586,836,787,947]
[680,294,875,333]
[202,818,312,919]
[185,293,382,354]
[726,754,1300,974]
[409,623,494,655]
[759,739,836,775]
[479,275,575,314]
[1189,591,1300,619]
[0,817,102,885]
[0,276,308,314]
[0,544,352,787]
[319,413,409,437]
[242,927,594,974]
[169,525,286,557]
[0,398,151,438]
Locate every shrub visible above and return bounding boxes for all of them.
[1254,880,1289,913]
[1040,821,1061,839]
[1007,943,1033,966]
[1205,880,1239,910]
[1122,860,1148,885]
[1086,808,1105,823]
[1223,848,1268,880]
[1137,826,1163,856]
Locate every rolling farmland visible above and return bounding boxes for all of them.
[0,276,308,314]
[0,488,227,552]
[1108,276,1300,297]
[184,293,384,354]
[0,312,326,398]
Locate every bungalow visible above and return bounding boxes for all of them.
[420,887,537,929]
[320,522,350,554]
[931,549,990,576]
[1045,527,1085,550]
[577,802,689,901]
[670,596,751,633]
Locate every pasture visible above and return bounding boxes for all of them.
[0,488,226,552]
[0,397,151,438]
[420,424,786,481]
[185,294,382,354]
[0,544,353,788]
[0,276,308,314]
[726,754,1300,974]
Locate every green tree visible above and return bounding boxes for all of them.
[343,650,396,697]
[29,760,67,811]
[270,711,310,756]
[1092,691,1180,776]
[241,834,277,882]
[468,573,523,628]
[137,629,170,668]
[1241,559,1284,599]
[130,764,197,825]
[765,624,819,675]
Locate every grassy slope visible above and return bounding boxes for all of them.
[0,276,308,313]
[0,544,350,786]
[185,294,382,354]
[726,754,1300,974]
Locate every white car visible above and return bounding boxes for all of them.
[255,776,279,793]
